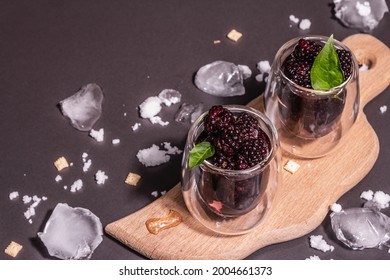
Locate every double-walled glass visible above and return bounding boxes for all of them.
[181,105,280,235]
[264,35,360,158]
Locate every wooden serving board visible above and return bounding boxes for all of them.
[106,34,390,259]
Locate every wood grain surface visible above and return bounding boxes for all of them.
[105,34,390,259]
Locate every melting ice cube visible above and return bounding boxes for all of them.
[59,83,104,131]
[38,203,103,260]
[330,207,390,250]
[333,0,389,32]
[190,103,204,123]
[174,103,204,123]
[158,89,182,106]
[194,61,248,97]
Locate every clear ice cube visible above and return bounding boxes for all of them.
[174,103,204,123]
[38,203,103,260]
[333,0,389,32]
[59,83,104,131]
[330,207,390,250]
[194,61,246,97]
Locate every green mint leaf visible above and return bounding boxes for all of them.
[189,141,215,169]
[310,35,344,91]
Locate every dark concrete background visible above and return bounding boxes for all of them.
[0,0,389,260]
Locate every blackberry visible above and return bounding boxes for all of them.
[293,39,322,62]
[209,151,235,170]
[282,38,353,88]
[236,112,259,133]
[283,57,312,88]
[200,106,271,170]
[337,49,352,80]
[213,125,242,156]
[204,105,234,133]
[234,154,249,170]
[239,130,270,167]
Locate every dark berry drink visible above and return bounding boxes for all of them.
[278,82,346,138]
[182,104,280,233]
[279,38,353,138]
[196,106,272,217]
[264,36,359,158]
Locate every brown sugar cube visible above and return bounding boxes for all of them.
[4,241,23,258]
[54,156,69,171]
[125,172,141,186]
[284,160,301,174]
[227,29,242,42]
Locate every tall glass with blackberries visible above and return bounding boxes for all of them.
[182,105,280,235]
[264,35,359,158]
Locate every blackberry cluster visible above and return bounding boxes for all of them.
[199,106,271,170]
[282,38,352,88]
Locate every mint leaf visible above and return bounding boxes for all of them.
[189,141,215,169]
[310,35,344,91]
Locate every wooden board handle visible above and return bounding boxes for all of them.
[342,34,390,107]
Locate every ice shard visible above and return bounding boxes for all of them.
[174,103,204,123]
[59,83,104,131]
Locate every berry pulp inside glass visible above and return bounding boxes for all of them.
[279,38,352,138]
[196,106,271,217]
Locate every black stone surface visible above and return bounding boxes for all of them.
[0,0,389,260]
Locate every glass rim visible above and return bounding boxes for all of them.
[188,104,278,176]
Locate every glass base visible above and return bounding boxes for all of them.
[278,125,343,158]
[183,177,272,235]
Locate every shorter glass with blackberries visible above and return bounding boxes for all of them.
[264,35,360,158]
[182,105,280,235]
